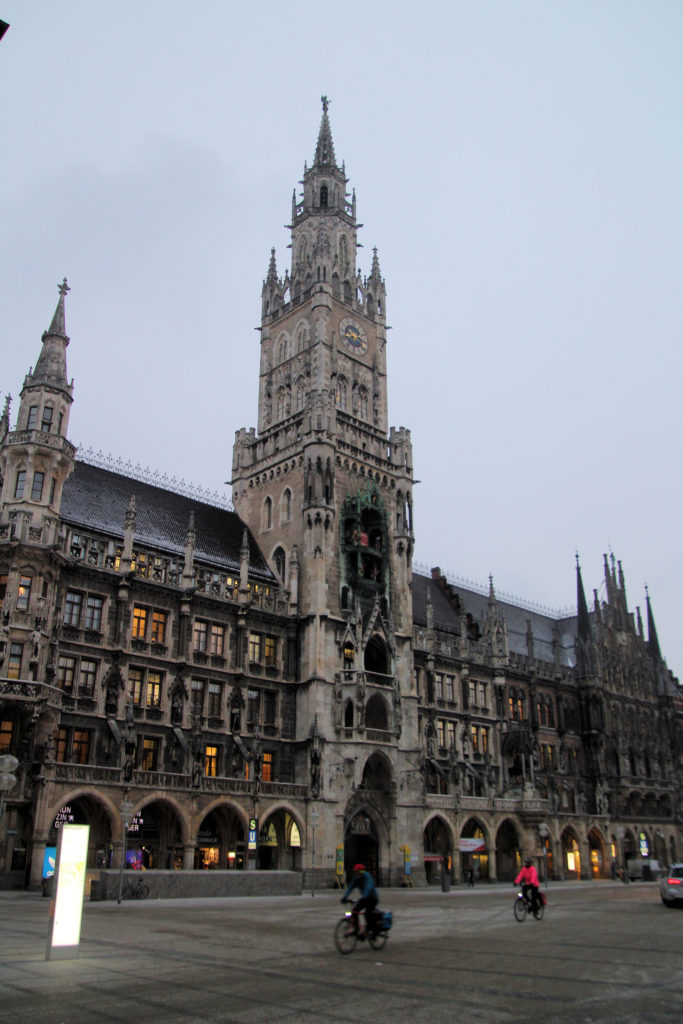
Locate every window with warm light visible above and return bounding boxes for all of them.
[210,624,225,656]
[0,719,13,754]
[249,633,262,663]
[130,667,144,705]
[262,751,273,782]
[72,730,90,765]
[16,575,32,611]
[264,636,277,667]
[151,610,167,644]
[7,643,23,679]
[132,606,148,639]
[141,738,159,771]
[205,745,218,777]
[147,671,162,707]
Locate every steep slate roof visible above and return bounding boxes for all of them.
[412,572,577,669]
[61,461,275,580]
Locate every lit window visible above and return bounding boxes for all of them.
[84,595,103,631]
[141,738,158,771]
[130,668,144,705]
[205,745,218,777]
[132,606,147,639]
[147,671,162,708]
[437,720,446,747]
[151,611,167,644]
[57,656,76,691]
[482,727,489,755]
[0,719,13,754]
[14,471,26,499]
[194,620,208,652]
[249,633,262,663]
[72,730,90,765]
[262,751,273,782]
[31,471,45,501]
[264,636,276,667]
[16,575,32,611]
[471,725,479,752]
[7,643,23,679]
[56,727,68,762]
[210,624,225,656]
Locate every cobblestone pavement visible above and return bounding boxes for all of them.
[0,881,681,1024]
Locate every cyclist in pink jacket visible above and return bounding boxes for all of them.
[515,858,541,914]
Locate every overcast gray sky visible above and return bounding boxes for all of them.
[1,2,681,675]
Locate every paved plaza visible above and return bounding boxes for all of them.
[0,881,681,1023]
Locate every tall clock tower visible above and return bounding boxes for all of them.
[232,100,418,872]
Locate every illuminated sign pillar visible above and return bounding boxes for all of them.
[46,824,90,960]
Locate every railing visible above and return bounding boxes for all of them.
[365,729,392,744]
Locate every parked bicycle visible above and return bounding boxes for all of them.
[513,887,545,921]
[121,876,150,900]
[334,901,393,954]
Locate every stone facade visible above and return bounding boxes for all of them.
[0,101,681,891]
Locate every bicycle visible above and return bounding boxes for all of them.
[513,887,544,922]
[121,876,150,900]
[334,902,393,954]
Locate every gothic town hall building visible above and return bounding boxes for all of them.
[1,101,681,891]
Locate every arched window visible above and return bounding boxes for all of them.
[339,235,349,276]
[263,497,272,530]
[335,377,347,409]
[344,700,354,728]
[359,387,368,419]
[276,388,286,420]
[273,546,286,580]
[278,337,288,362]
[282,488,292,522]
[320,184,328,207]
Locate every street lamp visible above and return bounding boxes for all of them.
[117,799,134,904]
[310,806,320,898]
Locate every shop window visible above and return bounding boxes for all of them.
[0,719,14,754]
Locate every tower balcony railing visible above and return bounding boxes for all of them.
[7,430,77,457]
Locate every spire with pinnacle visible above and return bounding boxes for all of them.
[27,278,74,397]
[576,554,591,641]
[313,94,337,168]
[645,585,662,662]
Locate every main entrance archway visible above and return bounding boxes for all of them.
[258,809,303,870]
[460,818,489,882]
[344,810,379,883]
[47,794,113,870]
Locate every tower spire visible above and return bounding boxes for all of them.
[313,94,337,168]
[576,554,590,640]
[645,585,662,662]
[27,278,73,398]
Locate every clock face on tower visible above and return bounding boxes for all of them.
[339,317,368,355]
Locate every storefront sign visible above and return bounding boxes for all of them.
[459,837,487,853]
[336,845,344,877]
[248,817,258,851]
[46,824,89,961]
[42,847,57,878]
[53,805,75,830]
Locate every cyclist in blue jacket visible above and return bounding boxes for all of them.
[341,863,378,936]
